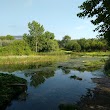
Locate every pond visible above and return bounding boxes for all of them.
[0,57,105,110]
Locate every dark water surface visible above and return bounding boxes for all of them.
[0,61,104,110]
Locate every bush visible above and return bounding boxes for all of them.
[0,40,32,55]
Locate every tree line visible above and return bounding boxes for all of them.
[58,35,109,52]
[0,20,109,55]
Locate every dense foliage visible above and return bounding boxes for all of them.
[0,40,32,55]
[0,35,15,40]
[0,20,109,55]
[0,35,15,47]
[0,73,26,109]
[77,0,110,46]
[23,21,59,52]
[58,37,108,52]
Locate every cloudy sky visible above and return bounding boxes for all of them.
[0,0,97,40]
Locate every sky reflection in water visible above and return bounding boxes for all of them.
[5,66,103,110]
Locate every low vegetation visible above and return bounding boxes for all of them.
[0,55,69,65]
[0,40,32,56]
[0,73,27,110]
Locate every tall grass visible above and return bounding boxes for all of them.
[0,55,69,65]
[0,51,110,65]
[70,51,110,58]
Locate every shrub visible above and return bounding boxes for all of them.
[0,40,32,55]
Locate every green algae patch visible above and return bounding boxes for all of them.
[58,56,107,72]
[0,73,27,109]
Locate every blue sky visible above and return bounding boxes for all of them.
[0,0,97,40]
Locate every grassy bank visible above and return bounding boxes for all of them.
[0,55,69,65]
[70,51,110,58]
[0,51,109,73]
[0,55,69,72]
[0,73,27,110]
[0,51,109,64]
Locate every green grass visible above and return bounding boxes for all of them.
[70,51,110,58]
[0,51,109,72]
[58,56,108,72]
[0,55,69,65]
[0,51,109,65]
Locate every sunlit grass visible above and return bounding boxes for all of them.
[0,55,69,65]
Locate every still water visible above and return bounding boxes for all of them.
[1,61,104,110]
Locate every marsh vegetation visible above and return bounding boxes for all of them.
[0,73,27,110]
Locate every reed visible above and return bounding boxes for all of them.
[0,55,69,65]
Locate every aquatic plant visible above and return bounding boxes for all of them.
[70,75,82,80]
[0,73,27,109]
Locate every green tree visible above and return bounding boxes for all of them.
[23,21,44,52]
[84,41,90,51]
[28,21,44,38]
[66,40,81,52]
[37,36,59,52]
[23,21,59,52]
[0,35,14,40]
[45,39,59,52]
[77,0,110,46]
[6,35,15,40]
[62,35,71,48]
[43,31,55,39]
[78,38,86,51]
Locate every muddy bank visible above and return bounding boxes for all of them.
[58,76,110,110]
[78,77,110,110]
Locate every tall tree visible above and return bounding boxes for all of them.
[66,40,81,52]
[62,35,71,48]
[23,21,44,52]
[43,31,55,39]
[23,21,59,52]
[28,21,44,38]
[78,38,86,51]
[77,0,110,45]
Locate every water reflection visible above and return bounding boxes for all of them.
[30,73,45,87]
[0,62,54,73]
[62,68,70,74]
[30,69,55,87]
[22,67,56,87]
[6,67,99,110]
[58,89,94,110]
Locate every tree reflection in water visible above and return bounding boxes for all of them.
[28,67,56,87]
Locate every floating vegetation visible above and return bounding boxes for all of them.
[70,75,82,80]
[58,56,107,72]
